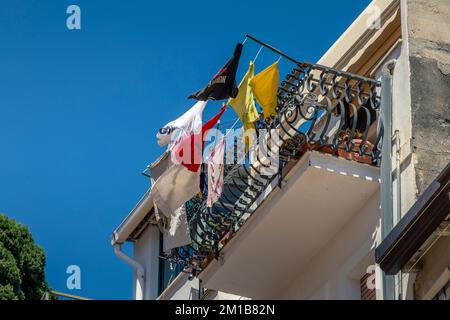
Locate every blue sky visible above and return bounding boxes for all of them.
[0,0,371,299]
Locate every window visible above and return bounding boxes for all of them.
[157,232,183,296]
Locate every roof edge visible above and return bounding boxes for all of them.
[111,188,154,245]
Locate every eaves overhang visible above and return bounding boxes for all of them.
[375,162,450,275]
[111,188,155,245]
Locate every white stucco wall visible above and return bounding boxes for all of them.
[134,224,160,300]
[277,190,381,299]
[157,272,249,300]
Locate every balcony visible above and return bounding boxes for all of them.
[160,60,383,298]
[200,151,380,298]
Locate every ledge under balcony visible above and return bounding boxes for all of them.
[198,151,380,299]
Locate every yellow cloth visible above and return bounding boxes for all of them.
[227,61,259,126]
[242,122,256,153]
[227,61,259,153]
[250,61,279,120]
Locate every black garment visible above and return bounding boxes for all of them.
[199,164,208,197]
[188,43,243,101]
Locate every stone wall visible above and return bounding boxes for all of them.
[407,0,450,195]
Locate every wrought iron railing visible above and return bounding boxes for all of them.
[162,60,382,279]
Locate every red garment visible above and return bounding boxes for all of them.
[172,105,226,172]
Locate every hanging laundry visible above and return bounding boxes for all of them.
[189,43,243,101]
[161,204,192,253]
[154,201,191,253]
[171,105,226,173]
[169,130,190,166]
[250,61,279,121]
[153,202,169,240]
[157,100,207,147]
[147,151,171,235]
[148,152,192,252]
[152,162,200,215]
[227,61,259,152]
[228,61,259,125]
[199,164,208,197]
[207,138,225,207]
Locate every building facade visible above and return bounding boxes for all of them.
[111,0,449,300]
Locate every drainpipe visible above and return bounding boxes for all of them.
[380,59,396,300]
[114,243,145,300]
[394,131,402,224]
[394,130,402,299]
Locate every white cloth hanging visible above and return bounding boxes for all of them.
[149,152,195,252]
[157,100,207,147]
[152,163,200,216]
[162,204,192,253]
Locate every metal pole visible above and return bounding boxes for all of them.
[245,34,300,64]
[394,129,403,300]
[48,290,92,300]
[380,75,393,241]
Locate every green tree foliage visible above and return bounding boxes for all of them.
[0,214,51,300]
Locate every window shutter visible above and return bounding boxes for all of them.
[360,273,376,300]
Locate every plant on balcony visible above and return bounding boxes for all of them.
[337,129,374,165]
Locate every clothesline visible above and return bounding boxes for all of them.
[225,117,241,135]
[211,117,239,147]
[245,34,299,65]
[253,46,263,62]
[244,34,282,64]
[213,117,240,132]
[207,116,240,157]
[216,118,238,127]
